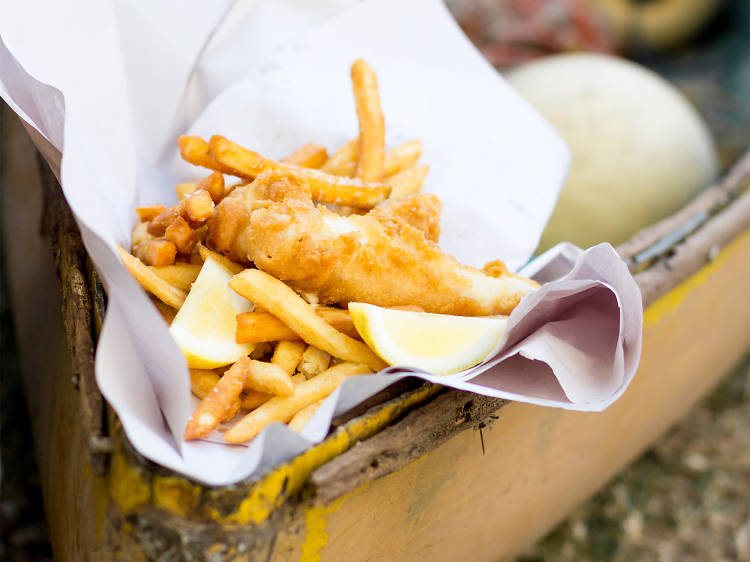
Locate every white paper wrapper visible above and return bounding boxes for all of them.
[0,0,642,486]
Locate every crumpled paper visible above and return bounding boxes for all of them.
[0,0,642,485]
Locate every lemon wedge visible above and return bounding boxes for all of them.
[348,303,508,375]
[169,257,254,368]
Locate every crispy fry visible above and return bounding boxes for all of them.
[208,136,390,208]
[387,165,430,199]
[182,189,215,223]
[175,182,196,200]
[178,135,245,177]
[188,251,204,265]
[271,341,307,376]
[241,389,273,410]
[249,342,274,360]
[147,207,181,236]
[384,140,422,177]
[134,239,177,266]
[190,369,242,423]
[136,205,167,222]
[197,245,244,275]
[351,59,385,182]
[236,308,359,343]
[165,216,198,255]
[338,140,422,178]
[282,143,328,169]
[320,139,358,175]
[118,245,187,308]
[185,359,250,440]
[291,373,307,384]
[224,362,370,443]
[197,171,225,203]
[229,270,386,370]
[151,296,177,324]
[149,263,201,292]
[189,368,220,399]
[297,346,331,379]
[288,398,325,432]
[131,221,153,247]
[241,359,295,396]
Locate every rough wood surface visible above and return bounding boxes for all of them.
[634,188,750,306]
[37,154,109,474]
[311,391,505,505]
[617,149,750,262]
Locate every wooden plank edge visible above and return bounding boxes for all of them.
[37,153,111,474]
[617,149,750,262]
[308,195,750,504]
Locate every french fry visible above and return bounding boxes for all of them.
[271,341,307,376]
[208,136,390,209]
[197,171,225,203]
[236,307,359,343]
[229,270,386,370]
[383,140,422,177]
[188,251,205,265]
[136,205,167,222]
[224,362,370,443]
[118,245,187,308]
[182,189,214,223]
[387,165,430,199]
[185,359,250,439]
[291,373,307,384]
[149,263,201,292]
[150,296,177,325]
[249,342,274,360]
[351,59,385,182]
[131,221,153,247]
[165,216,198,255]
[297,346,331,379]
[147,207,181,236]
[134,239,177,266]
[241,389,273,410]
[320,139,357,175]
[189,369,241,422]
[282,143,328,169]
[337,140,422,179]
[197,245,244,275]
[222,399,241,423]
[189,368,221,398]
[175,182,196,200]
[288,398,325,432]
[240,359,295,396]
[178,135,245,177]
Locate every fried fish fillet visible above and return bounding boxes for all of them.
[207,172,538,316]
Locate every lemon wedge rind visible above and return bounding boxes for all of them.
[348,303,507,376]
[169,256,254,369]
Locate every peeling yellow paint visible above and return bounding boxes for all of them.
[208,384,440,525]
[644,229,750,328]
[153,476,201,517]
[300,494,350,562]
[109,444,151,514]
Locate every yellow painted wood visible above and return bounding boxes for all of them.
[307,228,750,562]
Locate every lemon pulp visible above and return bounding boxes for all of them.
[349,303,507,375]
[169,257,254,369]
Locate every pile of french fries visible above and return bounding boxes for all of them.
[119,59,430,444]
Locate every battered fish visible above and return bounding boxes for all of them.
[207,172,538,316]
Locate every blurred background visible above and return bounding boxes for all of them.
[1,0,748,559]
